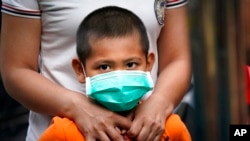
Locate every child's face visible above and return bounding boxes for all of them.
[72,33,154,83]
[86,33,154,77]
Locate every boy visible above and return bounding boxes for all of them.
[39,6,191,141]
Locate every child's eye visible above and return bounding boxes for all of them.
[99,64,110,71]
[127,62,137,69]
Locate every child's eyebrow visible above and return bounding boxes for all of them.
[94,59,114,64]
[92,57,143,66]
[124,57,143,62]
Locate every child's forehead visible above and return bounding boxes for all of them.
[89,29,141,41]
[86,36,145,59]
[89,32,142,48]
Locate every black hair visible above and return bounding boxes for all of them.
[76,6,149,64]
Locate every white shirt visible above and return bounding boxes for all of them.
[2,0,188,140]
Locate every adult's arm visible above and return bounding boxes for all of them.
[0,13,131,141]
[156,4,191,110]
[127,5,191,141]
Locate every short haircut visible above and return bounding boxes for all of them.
[76,6,149,64]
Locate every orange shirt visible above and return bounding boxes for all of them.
[39,114,191,141]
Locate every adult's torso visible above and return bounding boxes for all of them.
[1,0,186,140]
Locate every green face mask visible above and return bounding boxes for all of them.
[85,70,154,112]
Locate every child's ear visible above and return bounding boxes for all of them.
[72,58,85,83]
[146,52,155,72]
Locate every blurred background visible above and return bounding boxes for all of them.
[0,0,249,141]
[185,0,250,141]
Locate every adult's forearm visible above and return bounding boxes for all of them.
[152,59,191,108]
[1,68,87,118]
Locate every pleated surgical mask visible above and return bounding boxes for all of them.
[85,70,154,111]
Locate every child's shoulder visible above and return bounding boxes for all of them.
[39,116,84,141]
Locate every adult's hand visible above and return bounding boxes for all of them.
[126,94,173,141]
[71,95,132,141]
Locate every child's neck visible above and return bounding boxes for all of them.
[116,109,134,117]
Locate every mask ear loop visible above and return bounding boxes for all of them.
[81,63,87,78]
[81,63,91,96]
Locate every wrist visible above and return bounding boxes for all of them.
[59,91,89,120]
[148,92,175,115]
